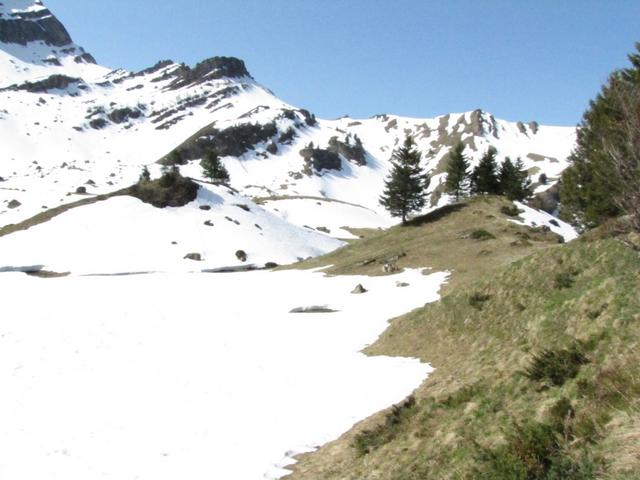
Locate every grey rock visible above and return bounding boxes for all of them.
[184,253,203,261]
[289,306,338,314]
[351,284,368,294]
[235,250,248,262]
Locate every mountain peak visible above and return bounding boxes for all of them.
[0,0,72,47]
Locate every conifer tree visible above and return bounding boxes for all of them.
[499,157,532,201]
[201,151,230,184]
[561,42,640,229]
[444,142,470,201]
[470,147,500,195]
[379,135,430,224]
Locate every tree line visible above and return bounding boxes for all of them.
[379,136,532,223]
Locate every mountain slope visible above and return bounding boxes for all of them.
[0,0,575,246]
[290,209,640,479]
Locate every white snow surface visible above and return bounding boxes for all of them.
[511,201,579,242]
[0,184,344,274]
[0,267,448,480]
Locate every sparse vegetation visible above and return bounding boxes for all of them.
[524,344,589,387]
[290,231,640,479]
[471,229,496,241]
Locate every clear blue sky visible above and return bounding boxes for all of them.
[47,0,639,126]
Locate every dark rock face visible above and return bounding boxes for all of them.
[167,57,251,90]
[74,52,96,64]
[327,135,366,166]
[129,172,199,208]
[6,74,83,93]
[0,6,73,46]
[235,250,248,262]
[529,183,561,214]
[300,147,342,174]
[164,122,278,163]
[108,107,143,124]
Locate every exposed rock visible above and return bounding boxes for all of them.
[289,306,338,314]
[528,121,540,134]
[75,186,87,194]
[184,253,203,261]
[0,6,73,46]
[299,109,317,126]
[316,226,330,234]
[300,147,342,174]
[382,262,399,274]
[89,118,108,130]
[235,250,248,262]
[396,282,410,288]
[529,183,561,214]
[7,199,21,209]
[108,107,143,124]
[351,284,368,294]
[327,135,366,166]
[266,142,278,155]
[129,171,199,208]
[204,220,214,227]
[278,127,297,145]
[167,57,251,90]
[74,52,97,64]
[199,205,211,211]
[0,176,5,182]
[264,262,279,269]
[164,122,278,163]
[6,75,83,93]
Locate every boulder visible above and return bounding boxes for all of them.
[184,253,203,261]
[351,284,368,294]
[235,250,248,262]
[7,199,21,209]
[75,186,87,194]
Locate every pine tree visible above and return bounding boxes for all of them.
[379,135,430,224]
[499,157,532,201]
[471,147,500,195]
[560,42,640,229]
[444,142,470,201]
[201,151,230,184]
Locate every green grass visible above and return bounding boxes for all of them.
[289,196,563,293]
[290,231,640,479]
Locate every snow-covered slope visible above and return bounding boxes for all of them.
[0,0,576,273]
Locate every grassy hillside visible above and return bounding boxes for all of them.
[294,196,564,292]
[290,204,640,479]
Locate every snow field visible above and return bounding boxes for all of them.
[0,267,448,479]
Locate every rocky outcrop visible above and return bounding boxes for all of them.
[167,57,251,90]
[129,171,199,208]
[162,122,278,163]
[107,107,143,124]
[6,74,84,93]
[327,134,366,166]
[300,146,342,174]
[0,4,73,46]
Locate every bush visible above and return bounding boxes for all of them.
[471,229,496,241]
[475,419,599,480]
[352,396,416,456]
[524,345,589,387]
[554,272,575,289]
[469,292,492,310]
[501,205,521,217]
